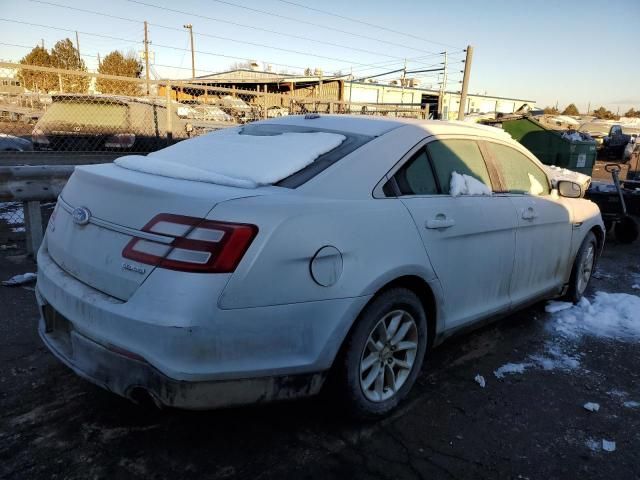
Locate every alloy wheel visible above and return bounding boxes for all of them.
[359,309,419,402]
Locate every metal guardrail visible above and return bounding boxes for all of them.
[0,165,74,255]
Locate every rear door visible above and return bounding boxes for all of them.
[484,141,572,304]
[394,137,517,329]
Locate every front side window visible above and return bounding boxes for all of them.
[487,142,550,195]
[426,139,492,194]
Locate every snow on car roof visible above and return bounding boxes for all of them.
[261,114,513,141]
[114,128,346,189]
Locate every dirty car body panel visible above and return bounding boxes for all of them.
[36,115,604,409]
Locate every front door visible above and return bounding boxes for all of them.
[485,141,573,305]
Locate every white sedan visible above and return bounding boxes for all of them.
[37,115,604,417]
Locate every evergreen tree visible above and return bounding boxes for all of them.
[593,106,619,120]
[624,108,640,118]
[561,103,579,116]
[18,45,57,92]
[96,51,143,95]
[51,39,89,93]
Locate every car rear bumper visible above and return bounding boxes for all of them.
[36,239,370,408]
[37,306,325,409]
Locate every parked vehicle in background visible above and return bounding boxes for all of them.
[37,115,604,417]
[32,94,192,152]
[216,95,259,123]
[0,133,33,151]
[191,105,234,123]
[267,106,289,118]
[579,122,610,151]
[603,124,631,160]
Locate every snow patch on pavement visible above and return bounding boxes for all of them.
[474,374,486,388]
[583,402,600,412]
[494,362,530,378]
[623,401,640,408]
[545,301,573,313]
[547,292,640,340]
[2,272,37,287]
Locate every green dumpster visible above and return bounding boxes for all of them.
[501,116,597,176]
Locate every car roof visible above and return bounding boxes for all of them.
[259,114,513,141]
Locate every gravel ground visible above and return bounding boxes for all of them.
[1,236,639,480]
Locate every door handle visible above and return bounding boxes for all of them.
[426,215,456,229]
[521,207,537,220]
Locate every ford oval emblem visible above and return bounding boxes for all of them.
[72,207,91,226]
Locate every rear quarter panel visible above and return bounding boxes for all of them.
[211,194,438,309]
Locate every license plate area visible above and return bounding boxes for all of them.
[42,304,73,356]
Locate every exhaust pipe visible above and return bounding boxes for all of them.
[127,386,163,410]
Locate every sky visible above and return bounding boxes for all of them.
[1,0,638,113]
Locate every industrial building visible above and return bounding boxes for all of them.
[163,67,535,119]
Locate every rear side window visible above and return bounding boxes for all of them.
[426,139,492,194]
[395,149,438,195]
[487,142,550,195]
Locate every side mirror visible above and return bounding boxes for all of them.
[558,180,582,198]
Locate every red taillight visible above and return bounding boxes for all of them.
[122,214,258,273]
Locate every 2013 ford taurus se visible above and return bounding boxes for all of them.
[36,115,604,417]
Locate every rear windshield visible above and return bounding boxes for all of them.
[42,102,128,128]
[240,123,373,188]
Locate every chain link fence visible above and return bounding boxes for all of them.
[1,62,430,156]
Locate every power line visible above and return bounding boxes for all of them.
[129,0,407,62]
[205,0,443,56]
[274,0,464,50]
[0,18,311,73]
[19,1,445,71]
[147,22,396,68]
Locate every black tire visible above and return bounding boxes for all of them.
[333,288,428,419]
[614,215,639,244]
[565,232,597,304]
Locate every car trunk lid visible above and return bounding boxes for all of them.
[46,163,265,300]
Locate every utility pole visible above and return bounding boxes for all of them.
[587,101,590,115]
[40,38,44,49]
[75,31,81,64]
[144,21,150,96]
[97,53,101,69]
[457,45,473,121]
[439,51,448,119]
[400,58,407,109]
[184,23,195,79]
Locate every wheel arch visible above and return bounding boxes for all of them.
[589,224,605,255]
[328,274,439,376]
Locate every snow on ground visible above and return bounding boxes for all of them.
[115,129,346,189]
[583,402,600,412]
[1,272,37,286]
[585,438,617,452]
[0,202,25,232]
[494,362,529,378]
[493,342,581,379]
[474,374,486,388]
[547,292,640,341]
[492,291,640,386]
[449,172,492,197]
